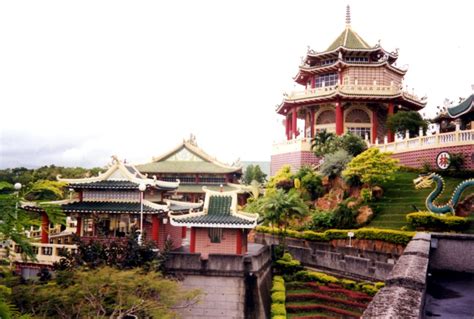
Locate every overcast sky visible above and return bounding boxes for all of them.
[0,0,472,169]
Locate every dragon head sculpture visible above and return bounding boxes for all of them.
[413,173,435,189]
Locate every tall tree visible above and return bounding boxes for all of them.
[242,164,267,185]
[387,111,428,138]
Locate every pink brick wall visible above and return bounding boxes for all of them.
[271,151,321,175]
[391,145,474,170]
[194,228,239,259]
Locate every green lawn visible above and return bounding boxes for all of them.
[368,171,473,231]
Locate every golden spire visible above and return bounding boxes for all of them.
[345,5,351,27]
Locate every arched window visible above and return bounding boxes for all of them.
[316,110,336,124]
[344,107,372,140]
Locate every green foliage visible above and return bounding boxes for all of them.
[331,203,357,229]
[256,226,414,245]
[360,188,373,203]
[343,148,399,187]
[10,266,201,318]
[339,133,368,157]
[271,303,287,317]
[55,235,161,270]
[275,253,303,276]
[319,149,353,178]
[0,182,14,194]
[449,153,465,171]
[24,180,67,201]
[294,166,324,200]
[311,130,339,156]
[406,212,470,231]
[387,111,428,138]
[242,164,267,185]
[271,276,286,318]
[293,270,339,284]
[271,291,286,303]
[267,165,293,195]
[311,211,335,230]
[260,189,309,233]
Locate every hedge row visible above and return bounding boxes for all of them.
[294,270,383,296]
[271,276,286,319]
[406,212,470,231]
[256,226,414,245]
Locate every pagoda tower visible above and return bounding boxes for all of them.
[271,6,426,175]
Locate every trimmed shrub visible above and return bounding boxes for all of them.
[271,281,285,293]
[406,212,470,231]
[256,226,414,246]
[340,279,357,290]
[271,291,286,303]
[275,253,303,276]
[294,270,339,284]
[311,211,334,230]
[271,303,286,317]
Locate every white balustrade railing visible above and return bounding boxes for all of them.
[374,129,474,153]
[284,84,419,101]
[9,242,77,265]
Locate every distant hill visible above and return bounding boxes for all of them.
[241,161,271,177]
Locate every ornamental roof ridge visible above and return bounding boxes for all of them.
[57,156,179,189]
[148,139,242,170]
[447,94,474,118]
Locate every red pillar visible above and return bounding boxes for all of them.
[181,227,187,239]
[285,115,290,140]
[151,215,159,243]
[76,216,82,236]
[335,101,344,136]
[292,108,298,138]
[372,110,378,144]
[190,228,196,253]
[310,109,315,138]
[236,229,243,255]
[41,212,49,244]
[387,103,395,142]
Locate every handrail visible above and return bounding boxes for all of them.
[9,242,77,265]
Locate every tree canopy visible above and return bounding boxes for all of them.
[242,164,267,185]
[386,111,428,138]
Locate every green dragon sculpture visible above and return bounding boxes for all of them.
[413,173,474,214]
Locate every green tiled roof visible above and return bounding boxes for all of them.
[136,161,241,174]
[448,94,474,117]
[172,196,253,226]
[326,27,371,51]
[172,214,254,226]
[61,201,164,214]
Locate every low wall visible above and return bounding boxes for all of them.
[165,245,272,319]
[363,233,431,318]
[429,233,474,273]
[255,233,403,281]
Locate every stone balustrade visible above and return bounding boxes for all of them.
[9,242,77,265]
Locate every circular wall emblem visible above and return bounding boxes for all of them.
[436,151,451,170]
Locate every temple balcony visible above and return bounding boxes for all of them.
[283,84,424,104]
[9,242,77,265]
[373,129,474,153]
[271,137,313,155]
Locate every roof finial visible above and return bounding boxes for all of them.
[345,5,351,26]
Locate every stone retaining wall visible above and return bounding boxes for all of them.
[165,245,272,319]
[363,233,431,318]
[255,233,401,281]
[429,233,474,273]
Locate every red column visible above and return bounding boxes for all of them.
[285,116,290,140]
[182,227,187,239]
[190,228,196,253]
[372,110,378,144]
[292,108,298,138]
[236,229,243,255]
[41,212,49,244]
[151,215,159,243]
[335,101,344,136]
[387,102,395,142]
[76,216,82,236]
[310,109,315,138]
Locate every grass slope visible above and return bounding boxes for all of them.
[368,171,473,231]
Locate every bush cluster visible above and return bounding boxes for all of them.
[256,226,414,245]
[271,276,286,318]
[274,253,303,276]
[406,212,470,231]
[291,270,384,296]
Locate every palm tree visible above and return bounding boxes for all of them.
[311,130,338,156]
[260,189,309,249]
